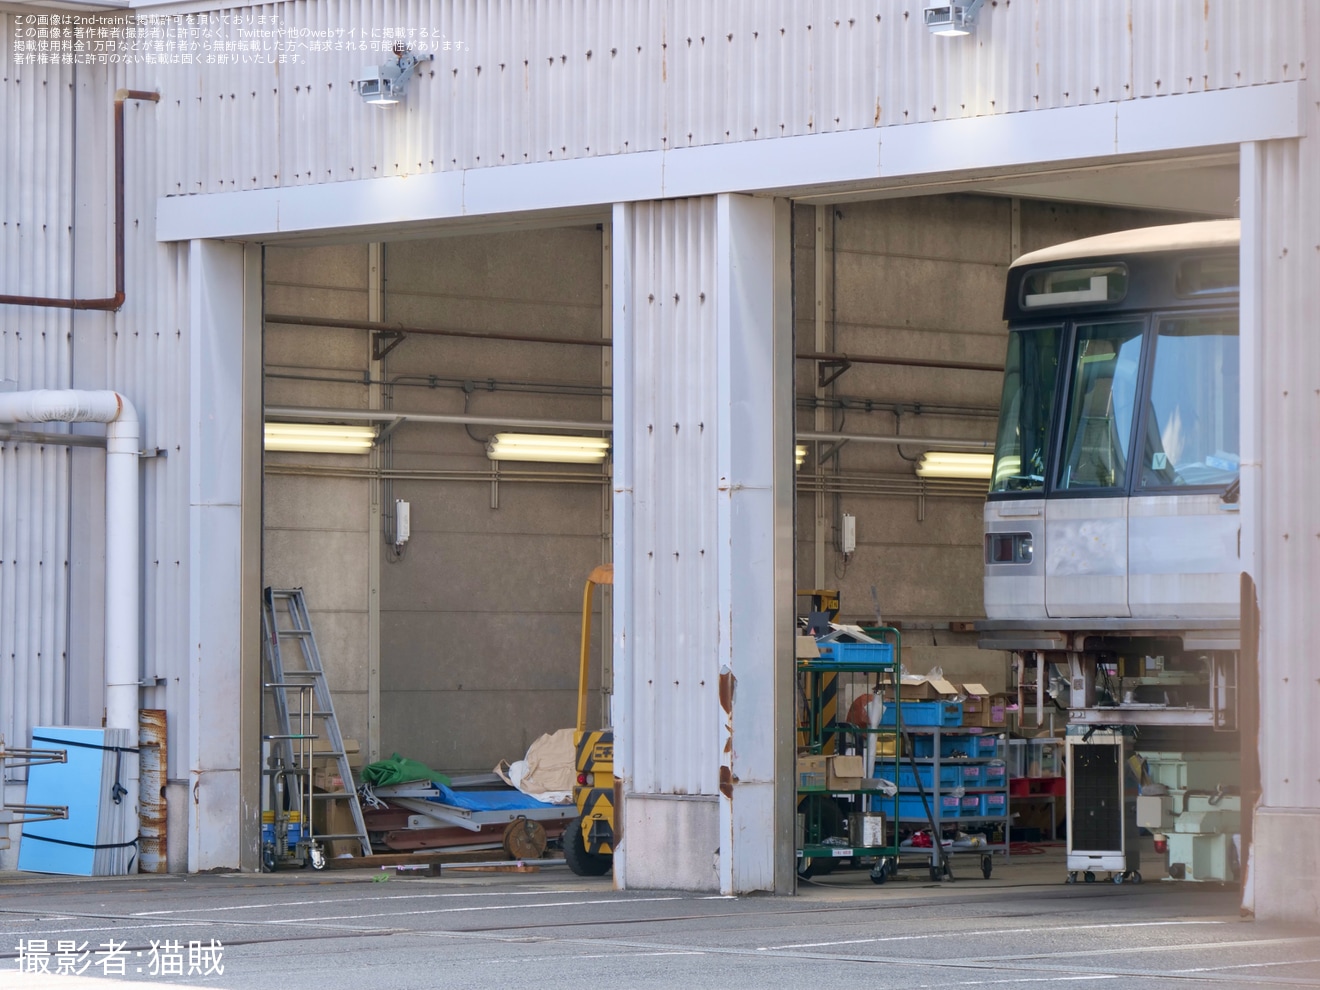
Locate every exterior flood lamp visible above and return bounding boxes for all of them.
[916,451,994,480]
[486,433,610,464]
[264,422,378,454]
[356,45,434,106]
[924,0,986,36]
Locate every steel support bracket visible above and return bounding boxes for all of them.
[817,356,852,389]
[372,330,407,361]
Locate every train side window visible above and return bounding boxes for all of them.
[990,326,1061,494]
[1056,321,1144,492]
[1138,314,1239,490]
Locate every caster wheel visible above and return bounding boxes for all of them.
[262,846,277,873]
[309,845,326,871]
[1131,871,1143,885]
[870,861,889,885]
[981,855,993,880]
[1113,873,1124,885]
[1084,871,1096,883]
[1065,872,1077,885]
[929,866,941,882]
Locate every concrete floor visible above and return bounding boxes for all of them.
[2,843,1318,990]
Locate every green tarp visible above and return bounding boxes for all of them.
[359,753,451,787]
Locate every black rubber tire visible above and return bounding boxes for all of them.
[981,855,993,879]
[1131,871,1143,885]
[1084,871,1096,883]
[1113,873,1124,885]
[929,866,941,882]
[869,861,889,885]
[1065,872,1077,884]
[262,845,277,873]
[563,816,612,877]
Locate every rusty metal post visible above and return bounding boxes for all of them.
[139,709,167,873]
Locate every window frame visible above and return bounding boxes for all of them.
[1130,308,1240,496]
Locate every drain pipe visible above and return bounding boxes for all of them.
[0,390,141,808]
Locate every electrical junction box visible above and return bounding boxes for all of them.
[395,499,411,546]
[841,513,856,554]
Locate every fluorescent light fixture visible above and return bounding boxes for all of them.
[924,0,985,36]
[486,433,610,464]
[264,422,377,454]
[795,444,808,469]
[916,451,994,479]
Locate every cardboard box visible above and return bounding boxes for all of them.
[878,676,958,701]
[986,694,1012,728]
[827,754,865,789]
[797,754,828,789]
[962,682,991,726]
[312,798,359,858]
[313,737,365,769]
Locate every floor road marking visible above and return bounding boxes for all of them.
[760,919,1226,950]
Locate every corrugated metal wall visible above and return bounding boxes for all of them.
[0,27,77,758]
[614,197,720,798]
[1255,133,1320,812]
[140,0,1304,194]
[0,39,191,777]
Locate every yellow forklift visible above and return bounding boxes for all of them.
[564,563,615,876]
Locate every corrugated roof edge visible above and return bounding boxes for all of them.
[1012,218,1241,269]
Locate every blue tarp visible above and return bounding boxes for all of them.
[430,784,557,812]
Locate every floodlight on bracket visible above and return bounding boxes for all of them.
[924,0,986,36]
[356,44,434,106]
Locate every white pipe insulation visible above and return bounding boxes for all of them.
[0,390,141,733]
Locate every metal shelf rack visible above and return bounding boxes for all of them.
[795,627,903,877]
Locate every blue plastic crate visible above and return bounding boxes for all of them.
[911,734,979,759]
[960,764,983,785]
[984,762,1007,784]
[894,765,962,790]
[813,641,894,665]
[976,736,1001,756]
[940,796,963,819]
[981,792,1008,817]
[879,701,962,727]
[960,795,981,817]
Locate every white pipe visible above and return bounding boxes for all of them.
[0,390,140,732]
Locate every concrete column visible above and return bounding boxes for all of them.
[1240,39,1320,921]
[187,240,262,872]
[612,196,793,894]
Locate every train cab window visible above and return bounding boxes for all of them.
[1138,314,1239,489]
[1056,321,1144,491]
[990,326,1061,494]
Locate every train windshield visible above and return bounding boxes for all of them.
[1056,321,1144,491]
[990,326,1061,493]
[1138,314,1239,488]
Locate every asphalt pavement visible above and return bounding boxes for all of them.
[1,842,1317,990]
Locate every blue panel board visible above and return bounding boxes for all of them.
[18,726,109,876]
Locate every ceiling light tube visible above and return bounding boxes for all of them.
[795,444,808,469]
[916,451,995,479]
[264,422,377,454]
[487,433,610,464]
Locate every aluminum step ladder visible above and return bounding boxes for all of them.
[261,587,372,859]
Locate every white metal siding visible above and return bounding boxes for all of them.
[0,44,192,777]
[615,197,720,797]
[130,0,1307,197]
[1255,123,1320,812]
[0,32,75,756]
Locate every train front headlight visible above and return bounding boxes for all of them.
[987,532,1033,564]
